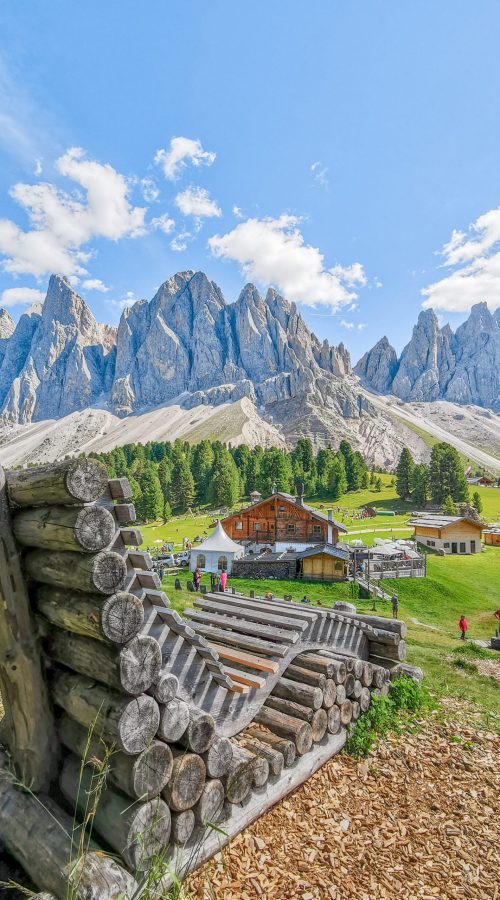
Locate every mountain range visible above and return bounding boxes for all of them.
[0,271,499,472]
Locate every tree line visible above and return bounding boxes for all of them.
[395,443,483,513]
[90,437,378,522]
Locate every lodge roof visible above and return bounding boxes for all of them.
[224,491,347,533]
[297,543,350,561]
[408,515,483,531]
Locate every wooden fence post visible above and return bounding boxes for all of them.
[0,466,57,790]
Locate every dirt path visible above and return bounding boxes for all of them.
[188,702,499,899]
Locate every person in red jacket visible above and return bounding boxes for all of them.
[459,615,468,641]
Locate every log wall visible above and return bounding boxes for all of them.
[0,458,421,896]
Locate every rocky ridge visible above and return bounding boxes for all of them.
[0,271,499,468]
[356,304,500,410]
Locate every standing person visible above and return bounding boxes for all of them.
[459,614,468,641]
[193,568,201,591]
[391,594,399,618]
[220,569,228,592]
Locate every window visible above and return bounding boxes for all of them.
[279,505,286,511]
[196,554,206,569]
[218,555,228,571]
[313,524,322,535]
[460,542,466,553]
[235,521,243,530]
[270,523,275,529]
[471,540,476,553]
[254,522,260,530]
[286,523,296,533]
[334,561,343,571]
[427,540,435,547]
[443,542,450,548]
[270,504,275,510]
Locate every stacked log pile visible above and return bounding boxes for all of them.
[0,459,421,897]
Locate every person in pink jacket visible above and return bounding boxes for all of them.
[219,569,228,592]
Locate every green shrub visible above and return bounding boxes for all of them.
[344,676,432,758]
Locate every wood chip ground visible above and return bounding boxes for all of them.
[187,701,499,899]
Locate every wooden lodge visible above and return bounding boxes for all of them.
[232,543,349,581]
[222,491,347,551]
[408,514,483,554]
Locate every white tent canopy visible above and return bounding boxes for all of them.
[190,522,244,574]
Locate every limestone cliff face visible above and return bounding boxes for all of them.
[0,276,116,424]
[354,336,398,393]
[0,308,15,369]
[356,304,500,411]
[110,270,353,414]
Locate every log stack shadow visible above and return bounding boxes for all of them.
[0,459,422,897]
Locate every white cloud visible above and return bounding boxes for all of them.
[175,186,221,219]
[310,161,329,189]
[170,232,191,252]
[154,136,216,181]
[150,214,175,235]
[81,278,109,292]
[233,205,243,218]
[1,286,45,307]
[140,177,159,202]
[34,159,43,176]
[0,147,147,278]
[109,291,136,310]
[208,214,366,308]
[422,205,500,312]
[340,319,366,331]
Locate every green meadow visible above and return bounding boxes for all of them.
[140,477,500,727]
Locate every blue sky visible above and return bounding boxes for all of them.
[1,1,500,359]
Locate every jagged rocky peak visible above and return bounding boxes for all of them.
[356,301,500,411]
[354,336,397,392]
[0,308,15,340]
[0,275,116,424]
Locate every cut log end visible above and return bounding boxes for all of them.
[119,635,162,695]
[118,694,160,755]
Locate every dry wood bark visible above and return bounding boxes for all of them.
[152,672,179,704]
[60,754,171,870]
[58,714,173,800]
[6,459,108,507]
[327,704,341,734]
[25,548,127,594]
[0,752,137,899]
[236,737,284,778]
[37,585,144,644]
[200,735,234,778]
[51,670,160,754]
[46,627,161,695]
[254,706,313,756]
[193,778,225,825]
[158,698,191,743]
[170,809,195,844]
[244,727,296,767]
[162,750,206,812]
[271,676,323,710]
[0,466,57,790]
[13,505,116,552]
[178,707,216,754]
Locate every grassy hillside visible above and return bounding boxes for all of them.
[139,476,500,725]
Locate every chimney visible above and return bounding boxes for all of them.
[271,481,277,495]
[327,509,333,521]
[296,481,304,506]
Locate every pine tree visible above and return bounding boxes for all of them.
[258,449,293,494]
[361,469,370,490]
[443,494,456,515]
[211,457,240,508]
[171,459,195,512]
[137,464,164,521]
[430,443,469,504]
[191,440,215,504]
[412,464,429,508]
[395,448,415,500]
[472,491,483,514]
[327,453,348,500]
[374,477,382,492]
[158,457,172,503]
[163,500,172,522]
